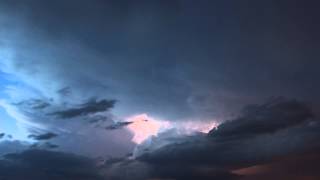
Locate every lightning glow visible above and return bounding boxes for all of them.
[125,113,218,144]
[126,114,170,144]
[177,121,219,134]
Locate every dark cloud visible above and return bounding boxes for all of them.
[0,140,28,156]
[43,142,59,149]
[6,96,135,158]
[103,159,239,180]
[105,121,133,130]
[28,132,58,141]
[30,142,59,149]
[147,164,239,180]
[0,0,320,179]
[131,99,320,179]
[0,149,104,180]
[0,133,4,139]
[234,149,320,180]
[87,115,113,125]
[57,87,72,96]
[2,0,320,121]
[49,98,116,119]
[0,133,13,140]
[102,159,152,180]
[209,97,314,140]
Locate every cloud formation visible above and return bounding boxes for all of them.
[28,132,58,141]
[1,96,135,157]
[0,98,319,180]
[15,99,51,110]
[0,140,28,156]
[2,0,320,123]
[139,99,318,166]
[0,0,320,179]
[208,97,314,140]
[104,99,320,180]
[0,149,104,180]
[0,133,4,139]
[105,121,133,130]
[30,142,59,149]
[49,99,116,119]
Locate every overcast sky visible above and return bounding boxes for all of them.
[1,0,320,180]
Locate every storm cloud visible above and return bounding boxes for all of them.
[209,97,314,140]
[1,0,320,122]
[0,149,104,180]
[0,140,28,156]
[1,99,320,180]
[0,0,320,179]
[123,99,320,179]
[139,99,318,165]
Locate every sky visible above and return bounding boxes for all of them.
[0,0,320,179]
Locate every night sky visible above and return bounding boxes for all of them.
[1,0,320,179]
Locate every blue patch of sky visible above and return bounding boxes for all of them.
[0,70,30,140]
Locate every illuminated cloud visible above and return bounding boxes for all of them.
[125,113,219,145]
[126,114,170,144]
[0,0,320,179]
[172,120,219,134]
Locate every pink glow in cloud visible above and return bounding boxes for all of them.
[177,121,219,134]
[126,114,170,144]
[125,113,219,144]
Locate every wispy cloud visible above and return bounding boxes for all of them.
[0,99,46,140]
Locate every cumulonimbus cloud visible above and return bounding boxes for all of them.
[104,98,320,180]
